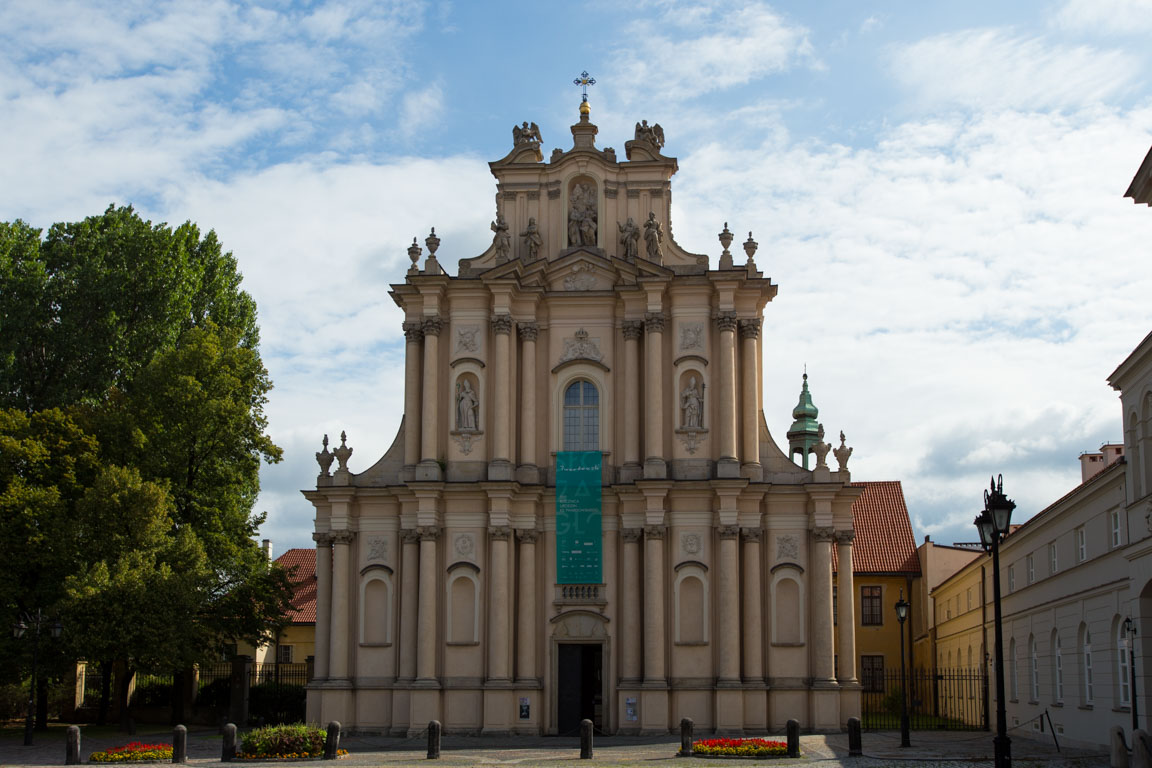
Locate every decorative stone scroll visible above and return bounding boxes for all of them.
[714,311,738,333]
[489,526,512,541]
[402,321,423,343]
[718,525,740,540]
[644,312,666,333]
[740,528,762,543]
[835,530,855,545]
[622,321,643,341]
[312,532,334,547]
[418,526,440,542]
[812,526,836,543]
[331,530,355,545]
[422,316,443,337]
[401,529,420,546]
[518,322,539,342]
[738,318,761,340]
[491,314,513,335]
[644,525,666,540]
[559,328,603,363]
[516,529,540,544]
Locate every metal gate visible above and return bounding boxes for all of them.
[862,667,988,730]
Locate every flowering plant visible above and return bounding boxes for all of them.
[237,723,348,759]
[692,737,791,757]
[89,742,174,762]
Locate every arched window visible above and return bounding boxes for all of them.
[1030,636,1039,701]
[1082,626,1095,704]
[1117,617,1132,706]
[563,380,599,451]
[1009,638,1018,700]
[1052,630,1063,703]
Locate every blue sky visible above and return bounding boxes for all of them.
[3,0,1152,554]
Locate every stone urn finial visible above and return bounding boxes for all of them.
[407,237,421,274]
[333,430,353,473]
[425,227,440,258]
[718,222,734,270]
[834,430,853,471]
[813,423,831,469]
[744,231,758,268]
[315,434,334,476]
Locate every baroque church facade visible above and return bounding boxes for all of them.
[304,98,863,735]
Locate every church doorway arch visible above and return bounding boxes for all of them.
[550,610,610,734]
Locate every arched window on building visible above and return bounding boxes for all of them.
[1030,635,1039,702]
[1116,616,1132,706]
[563,380,599,451]
[1051,630,1063,704]
[1080,624,1095,704]
[1009,638,1018,701]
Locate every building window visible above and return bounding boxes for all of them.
[1049,542,1058,574]
[1009,638,1018,700]
[1052,632,1063,704]
[1027,554,1035,584]
[563,380,599,451]
[861,655,885,692]
[861,586,882,625]
[1120,629,1132,706]
[966,588,972,612]
[277,644,294,664]
[1076,528,1086,563]
[1008,565,1015,592]
[1030,636,1039,701]
[1083,628,1095,704]
[1113,510,1122,548]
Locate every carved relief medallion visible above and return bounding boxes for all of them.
[776,534,799,560]
[679,323,703,351]
[681,533,701,555]
[563,263,598,291]
[455,325,480,354]
[454,534,475,556]
[366,537,387,561]
[558,329,603,363]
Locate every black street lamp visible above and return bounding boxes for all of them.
[1125,616,1139,734]
[975,474,1016,768]
[12,609,62,746]
[894,589,911,747]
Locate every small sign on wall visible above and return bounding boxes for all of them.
[625,697,638,722]
[519,697,530,719]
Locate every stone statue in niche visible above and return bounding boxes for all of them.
[490,215,511,263]
[520,217,542,261]
[680,376,703,429]
[456,379,478,431]
[568,183,597,247]
[643,212,664,261]
[512,121,541,145]
[634,119,665,148]
[617,217,639,262]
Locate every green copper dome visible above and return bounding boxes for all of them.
[787,373,821,469]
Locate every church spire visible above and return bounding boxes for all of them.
[787,372,821,469]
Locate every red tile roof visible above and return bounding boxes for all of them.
[275,548,317,624]
[833,481,921,576]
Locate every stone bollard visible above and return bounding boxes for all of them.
[679,718,694,756]
[1134,730,1152,768]
[172,725,187,764]
[65,725,81,765]
[786,719,800,758]
[580,719,594,759]
[1112,726,1130,768]
[427,720,441,759]
[848,717,862,757]
[323,721,341,760]
[222,723,237,762]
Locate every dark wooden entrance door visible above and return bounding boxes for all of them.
[557,643,602,734]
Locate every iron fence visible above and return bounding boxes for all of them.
[861,667,987,731]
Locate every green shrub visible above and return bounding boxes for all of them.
[240,723,326,758]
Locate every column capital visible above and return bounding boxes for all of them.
[644,524,667,540]
[714,311,738,333]
[402,321,424,342]
[312,531,334,547]
[489,525,513,541]
[812,526,836,542]
[643,312,666,333]
[417,525,440,541]
[622,527,644,543]
[517,322,539,341]
[401,528,421,545]
[740,527,763,543]
[491,313,513,335]
[738,318,762,339]
[835,530,856,545]
[516,528,540,544]
[422,315,443,337]
[717,525,740,540]
[330,530,355,545]
[622,320,644,340]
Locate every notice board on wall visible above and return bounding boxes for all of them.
[555,450,602,584]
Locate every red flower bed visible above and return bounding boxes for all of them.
[692,737,791,757]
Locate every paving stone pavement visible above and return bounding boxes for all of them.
[0,726,1113,767]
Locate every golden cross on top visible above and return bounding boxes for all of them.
[573,70,596,102]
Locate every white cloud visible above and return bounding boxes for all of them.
[398,83,446,139]
[1053,0,1152,35]
[891,29,1139,111]
[611,0,818,102]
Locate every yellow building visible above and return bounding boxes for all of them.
[237,547,317,666]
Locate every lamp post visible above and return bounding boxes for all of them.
[12,609,62,746]
[1125,616,1139,734]
[975,474,1016,768]
[894,589,911,747]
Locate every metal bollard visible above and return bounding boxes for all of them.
[427,720,441,759]
[172,725,187,764]
[580,719,594,759]
[324,721,341,760]
[847,717,862,757]
[222,723,237,762]
[679,717,694,756]
[786,718,800,758]
[65,725,81,765]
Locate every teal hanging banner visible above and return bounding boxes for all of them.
[555,451,602,584]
